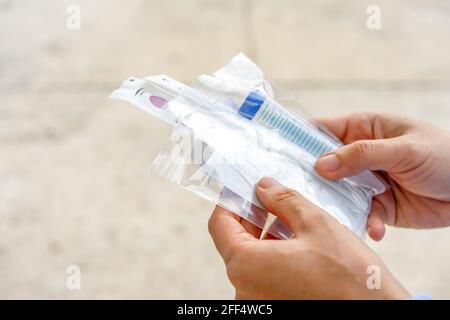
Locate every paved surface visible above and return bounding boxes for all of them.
[1,0,449,298]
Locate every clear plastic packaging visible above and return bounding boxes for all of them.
[111,54,387,239]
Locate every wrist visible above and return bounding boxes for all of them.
[380,278,410,300]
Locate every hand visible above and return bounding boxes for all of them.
[315,113,450,241]
[208,177,409,300]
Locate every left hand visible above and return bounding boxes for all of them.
[208,177,409,299]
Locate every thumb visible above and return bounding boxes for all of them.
[255,177,325,236]
[315,137,404,180]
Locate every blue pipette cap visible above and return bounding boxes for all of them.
[238,90,266,120]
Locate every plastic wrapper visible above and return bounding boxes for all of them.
[111,54,387,239]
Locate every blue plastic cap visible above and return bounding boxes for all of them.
[238,90,266,120]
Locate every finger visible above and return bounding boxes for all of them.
[239,204,267,239]
[367,199,386,241]
[366,188,397,239]
[261,219,282,240]
[262,231,279,240]
[263,217,291,240]
[255,177,325,236]
[315,113,413,144]
[315,113,378,144]
[208,205,255,261]
[315,116,352,142]
[377,181,398,226]
[240,220,263,239]
[315,137,406,180]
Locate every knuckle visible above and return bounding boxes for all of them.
[394,138,428,171]
[207,216,215,236]
[226,260,242,287]
[304,211,327,227]
[291,203,326,229]
[224,239,250,266]
[400,139,418,156]
[273,187,301,204]
[366,112,382,125]
[353,140,372,158]
[225,244,249,287]
[273,187,312,226]
[226,240,241,259]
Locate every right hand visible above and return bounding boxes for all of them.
[315,113,450,241]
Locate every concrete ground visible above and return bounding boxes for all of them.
[1,0,449,298]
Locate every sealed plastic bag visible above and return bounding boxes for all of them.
[111,54,387,239]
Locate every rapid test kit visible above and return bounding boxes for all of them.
[111,54,386,239]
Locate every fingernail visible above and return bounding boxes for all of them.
[258,177,280,189]
[316,154,341,172]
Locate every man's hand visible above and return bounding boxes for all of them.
[209,177,409,300]
[315,113,450,241]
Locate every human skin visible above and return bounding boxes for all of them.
[315,113,450,240]
[209,177,410,299]
[208,113,450,299]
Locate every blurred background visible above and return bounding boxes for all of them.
[1,0,450,299]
